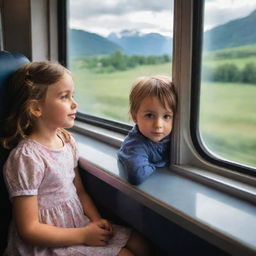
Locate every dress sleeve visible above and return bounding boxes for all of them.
[118,142,155,185]
[3,148,45,199]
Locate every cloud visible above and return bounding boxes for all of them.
[204,0,256,30]
[70,0,174,36]
[70,0,173,19]
[69,0,256,36]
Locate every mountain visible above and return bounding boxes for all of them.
[108,30,172,56]
[204,10,256,51]
[69,9,256,58]
[69,29,121,57]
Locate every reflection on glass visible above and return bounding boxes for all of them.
[68,0,174,123]
[199,0,256,168]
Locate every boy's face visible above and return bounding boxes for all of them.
[133,96,174,142]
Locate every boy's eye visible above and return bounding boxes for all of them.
[164,114,173,119]
[145,113,154,119]
[164,114,172,119]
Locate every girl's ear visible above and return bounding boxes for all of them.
[28,100,42,118]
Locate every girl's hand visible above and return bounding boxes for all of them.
[96,219,114,235]
[82,221,113,246]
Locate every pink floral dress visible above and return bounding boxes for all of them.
[3,137,131,256]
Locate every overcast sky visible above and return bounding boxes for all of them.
[69,0,256,37]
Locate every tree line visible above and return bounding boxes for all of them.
[202,62,256,85]
[83,50,171,73]
[79,49,256,85]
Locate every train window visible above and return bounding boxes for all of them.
[68,0,174,123]
[199,0,256,168]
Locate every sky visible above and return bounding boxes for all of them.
[69,0,256,37]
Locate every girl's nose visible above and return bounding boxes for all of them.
[72,98,78,109]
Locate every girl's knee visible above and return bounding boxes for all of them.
[126,231,152,256]
[118,247,135,256]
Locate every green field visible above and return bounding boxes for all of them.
[204,56,256,69]
[72,62,172,122]
[200,82,256,167]
[71,54,256,168]
[203,44,256,68]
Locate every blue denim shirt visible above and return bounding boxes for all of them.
[117,125,170,185]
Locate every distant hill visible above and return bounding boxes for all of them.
[204,10,256,51]
[69,29,121,57]
[107,30,172,56]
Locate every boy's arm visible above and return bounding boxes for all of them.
[118,146,156,185]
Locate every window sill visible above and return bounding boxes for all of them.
[71,121,256,256]
[72,121,256,204]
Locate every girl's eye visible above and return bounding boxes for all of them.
[61,94,69,99]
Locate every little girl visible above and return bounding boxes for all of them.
[118,75,177,185]
[1,61,150,256]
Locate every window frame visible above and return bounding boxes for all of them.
[57,0,68,66]
[61,0,256,186]
[190,0,256,178]
[76,112,131,135]
[0,5,3,51]
[56,1,256,253]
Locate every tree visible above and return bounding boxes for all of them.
[241,63,256,84]
[213,63,240,82]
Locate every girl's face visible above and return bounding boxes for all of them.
[133,96,173,142]
[37,73,77,130]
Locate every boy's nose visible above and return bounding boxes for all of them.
[154,118,163,128]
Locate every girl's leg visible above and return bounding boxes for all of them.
[118,248,135,256]
[126,231,152,256]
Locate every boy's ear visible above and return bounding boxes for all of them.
[28,100,42,118]
[131,114,137,123]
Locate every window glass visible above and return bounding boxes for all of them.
[68,0,174,123]
[200,0,256,168]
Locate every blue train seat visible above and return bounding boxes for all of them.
[0,51,30,255]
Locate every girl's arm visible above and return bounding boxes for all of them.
[13,195,112,247]
[73,167,101,221]
[73,167,113,233]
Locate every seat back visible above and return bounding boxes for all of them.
[0,51,30,254]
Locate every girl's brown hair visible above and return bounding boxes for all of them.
[1,61,71,149]
[129,75,177,121]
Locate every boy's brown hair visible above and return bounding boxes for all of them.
[129,75,177,121]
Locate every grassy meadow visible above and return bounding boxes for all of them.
[199,45,256,166]
[71,48,256,168]
[72,62,172,122]
[200,82,256,167]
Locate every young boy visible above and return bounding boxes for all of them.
[118,75,177,185]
